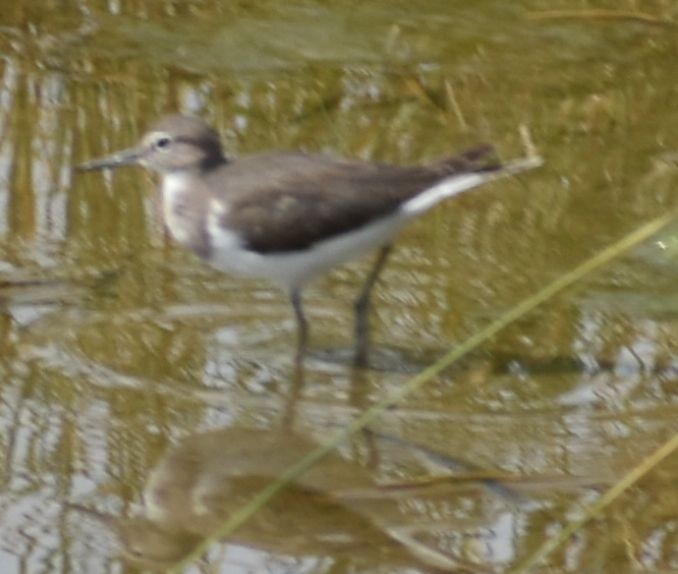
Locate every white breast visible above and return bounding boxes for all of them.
[161,173,194,244]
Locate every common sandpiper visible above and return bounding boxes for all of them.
[77,115,542,366]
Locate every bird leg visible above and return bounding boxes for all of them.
[290,288,309,365]
[354,244,392,367]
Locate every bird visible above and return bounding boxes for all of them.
[76,114,541,366]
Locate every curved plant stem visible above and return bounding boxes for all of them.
[509,433,678,573]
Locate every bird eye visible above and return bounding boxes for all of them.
[154,135,172,150]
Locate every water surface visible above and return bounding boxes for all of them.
[0,1,677,572]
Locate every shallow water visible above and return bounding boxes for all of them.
[0,1,677,572]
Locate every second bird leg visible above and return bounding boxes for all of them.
[290,288,309,365]
[353,244,393,367]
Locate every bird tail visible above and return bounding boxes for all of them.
[435,143,502,174]
[401,147,543,215]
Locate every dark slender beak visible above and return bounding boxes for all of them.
[75,146,144,172]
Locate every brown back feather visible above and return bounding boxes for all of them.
[215,147,499,253]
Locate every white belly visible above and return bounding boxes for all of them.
[207,211,407,291]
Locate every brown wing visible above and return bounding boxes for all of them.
[212,147,498,254]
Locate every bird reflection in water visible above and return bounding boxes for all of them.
[73,427,508,573]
